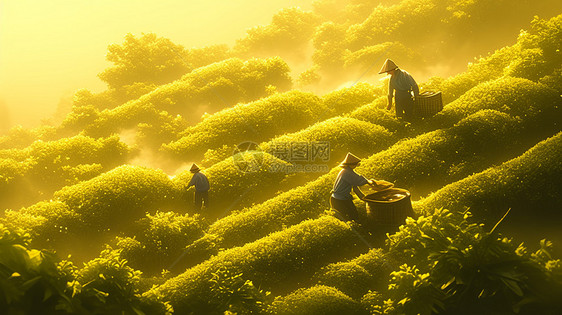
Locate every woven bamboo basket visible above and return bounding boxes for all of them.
[414,91,443,117]
[363,188,415,226]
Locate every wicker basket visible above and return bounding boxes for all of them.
[363,188,415,226]
[414,91,443,117]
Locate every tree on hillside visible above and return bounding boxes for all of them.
[99,33,230,92]
[234,7,320,60]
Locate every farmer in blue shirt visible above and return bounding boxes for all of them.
[380,59,419,121]
[188,163,210,212]
[330,153,376,222]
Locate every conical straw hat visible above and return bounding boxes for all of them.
[190,163,200,172]
[378,59,398,74]
[340,152,361,167]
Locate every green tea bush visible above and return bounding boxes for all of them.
[347,96,408,133]
[52,165,181,234]
[424,14,562,103]
[173,152,295,217]
[74,248,145,314]
[0,224,169,314]
[267,285,367,315]
[344,41,418,72]
[0,223,75,314]
[321,82,382,115]
[163,90,326,161]
[203,172,335,250]
[507,15,562,82]
[260,117,394,168]
[3,201,78,244]
[429,77,560,129]
[64,57,293,138]
[145,216,363,314]
[0,125,58,150]
[312,249,392,299]
[234,7,320,60]
[355,110,524,196]
[116,211,207,274]
[99,33,230,91]
[375,209,562,314]
[416,131,562,223]
[0,135,131,210]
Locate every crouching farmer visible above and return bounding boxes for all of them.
[188,163,209,212]
[330,153,375,222]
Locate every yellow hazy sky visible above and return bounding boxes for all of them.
[0,0,313,129]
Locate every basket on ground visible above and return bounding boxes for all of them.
[414,91,443,117]
[363,188,415,226]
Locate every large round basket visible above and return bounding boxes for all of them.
[363,188,415,226]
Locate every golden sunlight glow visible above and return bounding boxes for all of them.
[0,0,313,129]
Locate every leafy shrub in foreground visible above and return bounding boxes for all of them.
[267,285,367,315]
[375,209,562,314]
[116,211,206,274]
[312,249,393,299]
[144,216,363,314]
[0,224,169,314]
[0,224,74,314]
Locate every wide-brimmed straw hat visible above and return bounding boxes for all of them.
[190,163,200,172]
[340,152,361,167]
[378,59,398,74]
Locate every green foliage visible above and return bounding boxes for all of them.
[116,211,207,274]
[203,172,334,251]
[0,125,58,150]
[416,132,562,222]
[322,82,382,115]
[0,224,169,314]
[431,77,560,129]
[344,42,419,72]
[312,22,348,71]
[267,285,366,315]
[348,96,407,133]
[0,135,130,210]
[163,90,325,161]
[4,165,183,256]
[376,209,562,314]
[65,57,293,140]
[174,152,295,217]
[145,216,362,314]
[99,33,230,91]
[355,109,529,197]
[0,224,75,314]
[312,249,392,299]
[234,7,320,60]
[261,117,394,168]
[53,165,181,234]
